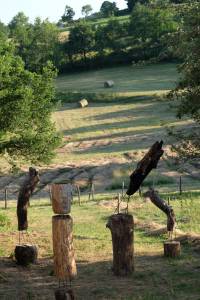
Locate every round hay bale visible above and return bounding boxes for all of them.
[104,80,114,88]
[15,244,38,266]
[78,99,88,108]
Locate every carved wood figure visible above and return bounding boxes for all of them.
[17,167,40,231]
[144,188,176,239]
[126,141,164,196]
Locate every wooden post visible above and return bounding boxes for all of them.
[88,182,95,201]
[4,188,7,210]
[179,176,182,195]
[122,181,125,197]
[164,241,181,258]
[76,185,81,206]
[51,184,72,214]
[106,214,134,276]
[52,215,77,281]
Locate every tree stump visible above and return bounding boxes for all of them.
[164,241,181,258]
[52,215,77,280]
[15,244,38,266]
[51,184,72,214]
[55,288,75,300]
[106,213,134,276]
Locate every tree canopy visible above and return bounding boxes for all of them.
[0,41,61,164]
[100,1,119,17]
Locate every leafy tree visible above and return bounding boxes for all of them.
[8,12,31,58]
[0,41,61,164]
[95,19,125,52]
[100,1,119,17]
[0,21,9,41]
[68,21,95,62]
[126,0,149,12]
[81,4,93,17]
[61,5,75,23]
[25,18,61,72]
[169,3,200,159]
[129,5,177,42]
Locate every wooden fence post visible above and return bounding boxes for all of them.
[4,188,7,210]
[179,176,182,195]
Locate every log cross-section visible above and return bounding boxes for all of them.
[126,141,164,196]
[17,167,40,231]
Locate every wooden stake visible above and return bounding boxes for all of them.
[4,188,7,210]
[122,181,125,197]
[106,214,134,276]
[179,176,182,195]
[76,185,81,206]
[52,215,77,281]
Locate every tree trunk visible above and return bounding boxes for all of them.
[106,213,134,276]
[52,215,77,281]
[164,241,181,258]
[51,184,72,215]
[144,189,176,233]
[17,167,39,231]
[126,141,164,196]
[15,244,38,266]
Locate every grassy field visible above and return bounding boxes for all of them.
[0,192,200,299]
[56,63,178,94]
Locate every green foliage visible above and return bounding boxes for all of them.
[68,21,95,61]
[170,3,200,159]
[0,42,61,164]
[8,13,62,73]
[126,0,149,12]
[129,4,177,42]
[61,5,75,23]
[81,4,93,18]
[100,1,119,18]
[0,213,11,230]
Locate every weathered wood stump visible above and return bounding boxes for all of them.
[106,214,134,276]
[164,241,181,258]
[15,244,38,266]
[52,215,77,280]
[55,288,75,300]
[51,184,72,214]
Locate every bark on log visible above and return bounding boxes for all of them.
[15,244,38,266]
[144,189,176,232]
[55,289,75,300]
[106,214,134,276]
[17,167,40,231]
[52,215,77,281]
[51,184,72,214]
[126,141,164,196]
[164,241,181,258]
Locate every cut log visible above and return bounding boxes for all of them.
[55,288,75,300]
[17,167,40,231]
[52,215,77,280]
[104,80,114,88]
[15,244,38,266]
[164,241,181,258]
[78,99,88,108]
[126,141,164,196]
[144,189,176,233]
[51,184,72,214]
[106,213,134,276]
